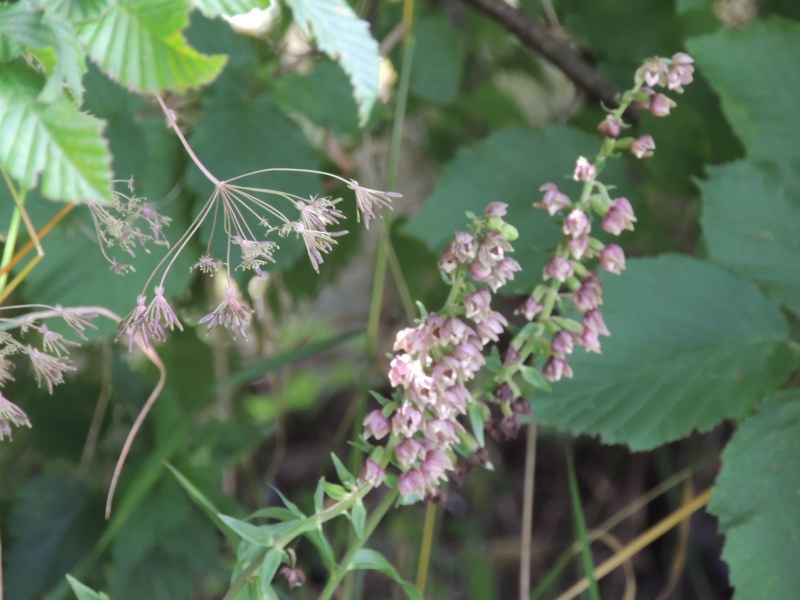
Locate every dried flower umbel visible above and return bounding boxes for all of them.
[117,98,402,347]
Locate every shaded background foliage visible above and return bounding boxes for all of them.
[1,0,800,598]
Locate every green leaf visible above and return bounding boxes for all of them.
[687,17,800,164]
[282,0,379,125]
[709,391,800,599]
[190,0,268,18]
[403,125,636,295]
[322,481,348,500]
[532,255,797,450]
[66,575,111,600]
[219,514,284,546]
[0,61,112,202]
[350,500,366,538]
[166,463,241,545]
[331,452,356,487]
[259,547,284,588]
[273,487,305,517]
[75,0,226,93]
[410,14,464,104]
[699,160,800,318]
[348,548,423,600]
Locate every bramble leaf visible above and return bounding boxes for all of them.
[532,255,797,450]
[190,0,269,18]
[0,61,112,203]
[283,0,379,125]
[709,391,800,599]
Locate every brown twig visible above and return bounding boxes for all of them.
[460,0,621,107]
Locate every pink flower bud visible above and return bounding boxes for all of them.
[601,197,636,235]
[438,249,459,274]
[442,384,471,415]
[551,331,574,358]
[600,244,626,274]
[563,209,591,238]
[485,202,508,217]
[420,449,454,486]
[451,231,478,263]
[572,280,603,312]
[515,296,543,321]
[398,468,427,500]
[359,458,386,487]
[469,259,492,282]
[543,256,574,283]
[476,312,507,345]
[392,402,424,437]
[463,289,492,323]
[566,235,590,260]
[487,258,521,292]
[440,317,473,345]
[598,115,623,138]
[583,308,610,336]
[536,183,571,216]
[649,93,676,117]
[578,327,602,353]
[280,566,306,589]
[543,356,573,382]
[363,410,391,440]
[395,437,422,468]
[573,156,597,182]
[631,135,655,159]
[425,418,461,446]
[666,52,694,93]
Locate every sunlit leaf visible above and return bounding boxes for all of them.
[190,0,268,18]
[66,575,111,600]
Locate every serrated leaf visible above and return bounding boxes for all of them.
[699,160,800,318]
[532,255,797,450]
[66,575,111,600]
[282,0,379,125]
[348,548,423,600]
[687,17,800,164]
[403,126,635,295]
[709,391,800,599]
[0,61,112,202]
[75,0,226,93]
[190,0,268,18]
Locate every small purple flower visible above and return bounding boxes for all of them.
[420,449,454,487]
[635,57,668,87]
[602,197,637,235]
[279,565,306,590]
[392,402,424,437]
[631,135,656,159]
[486,257,521,292]
[543,356,573,383]
[584,308,611,336]
[600,244,626,274]
[598,115,623,138]
[543,256,574,283]
[359,458,386,487]
[515,296,543,321]
[463,289,493,323]
[440,317,474,346]
[388,353,417,389]
[143,285,183,343]
[451,231,478,263]
[199,287,254,339]
[566,235,590,260]
[25,347,76,394]
[118,295,149,350]
[563,209,591,238]
[572,279,603,312]
[398,468,427,500]
[438,249,460,274]
[551,331,574,358]
[469,259,493,282]
[578,327,602,353]
[190,254,218,274]
[649,93,676,117]
[476,312,507,345]
[363,410,391,440]
[425,418,461,446]
[536,183,570,216]
[348,180,401,230]
[666,52,694,93]
[573,156,597,182]
[485,202,508,217]
[441,384,471,415]
[0,393,31,441]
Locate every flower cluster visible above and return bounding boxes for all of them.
[523,54,694,383]
[361,203,520,501]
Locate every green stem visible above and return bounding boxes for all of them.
[0,200,23,291]
[319,490,399,600]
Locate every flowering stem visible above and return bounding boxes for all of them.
[318,489,399,600]
[155,95,221,187]
[415,500,436,591]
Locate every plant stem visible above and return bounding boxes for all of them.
[415,501,436,592]
[518,420,537,599]
[319,490,399,600]
[0,204,74,282]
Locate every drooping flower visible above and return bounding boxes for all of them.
[348,180,401,229]
[602,197,637,235]
[363,410,391,440]
[199,287,254,339]
[598,115,623,138]
[0,393,31,441]
[600,244,626,274]
[631,135,656,159]
[536,183,570,216]
[573,156,597,182]
[359,458,386,487]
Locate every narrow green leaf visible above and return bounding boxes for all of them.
[248,507,297,522]
[330,452,356,487]
[314,477,326,513]
[65,575,111,600]
[532,255,797,450]
[166,463,241,545]
[566,451,600,600]
[75,0,226,93]
[282,0,379,125]
[709,391,800,599]
[272,487,305,518]
[519,364,552,393]
[348,548,423,600]
[219,514,281,546]
[350,500,366,538]
[259,548,284,588]
[306,527,336,570]
[468,402,486,448]
[0,61,112,203]
[699,160,800,318]
[322,482,348,501]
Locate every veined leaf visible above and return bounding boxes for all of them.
[190,0,269,18]
[532,255,797,450]
[75,0,226,93]
[709,391,800,599]
[283,0,379,125]
[0,61,112,203]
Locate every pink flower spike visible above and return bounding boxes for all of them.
[600,244,626,274]
[543,256,574,283]
[485,202,508,217]
[631,135,655,159]
[536,183,570,216]
[573,156,597,182]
